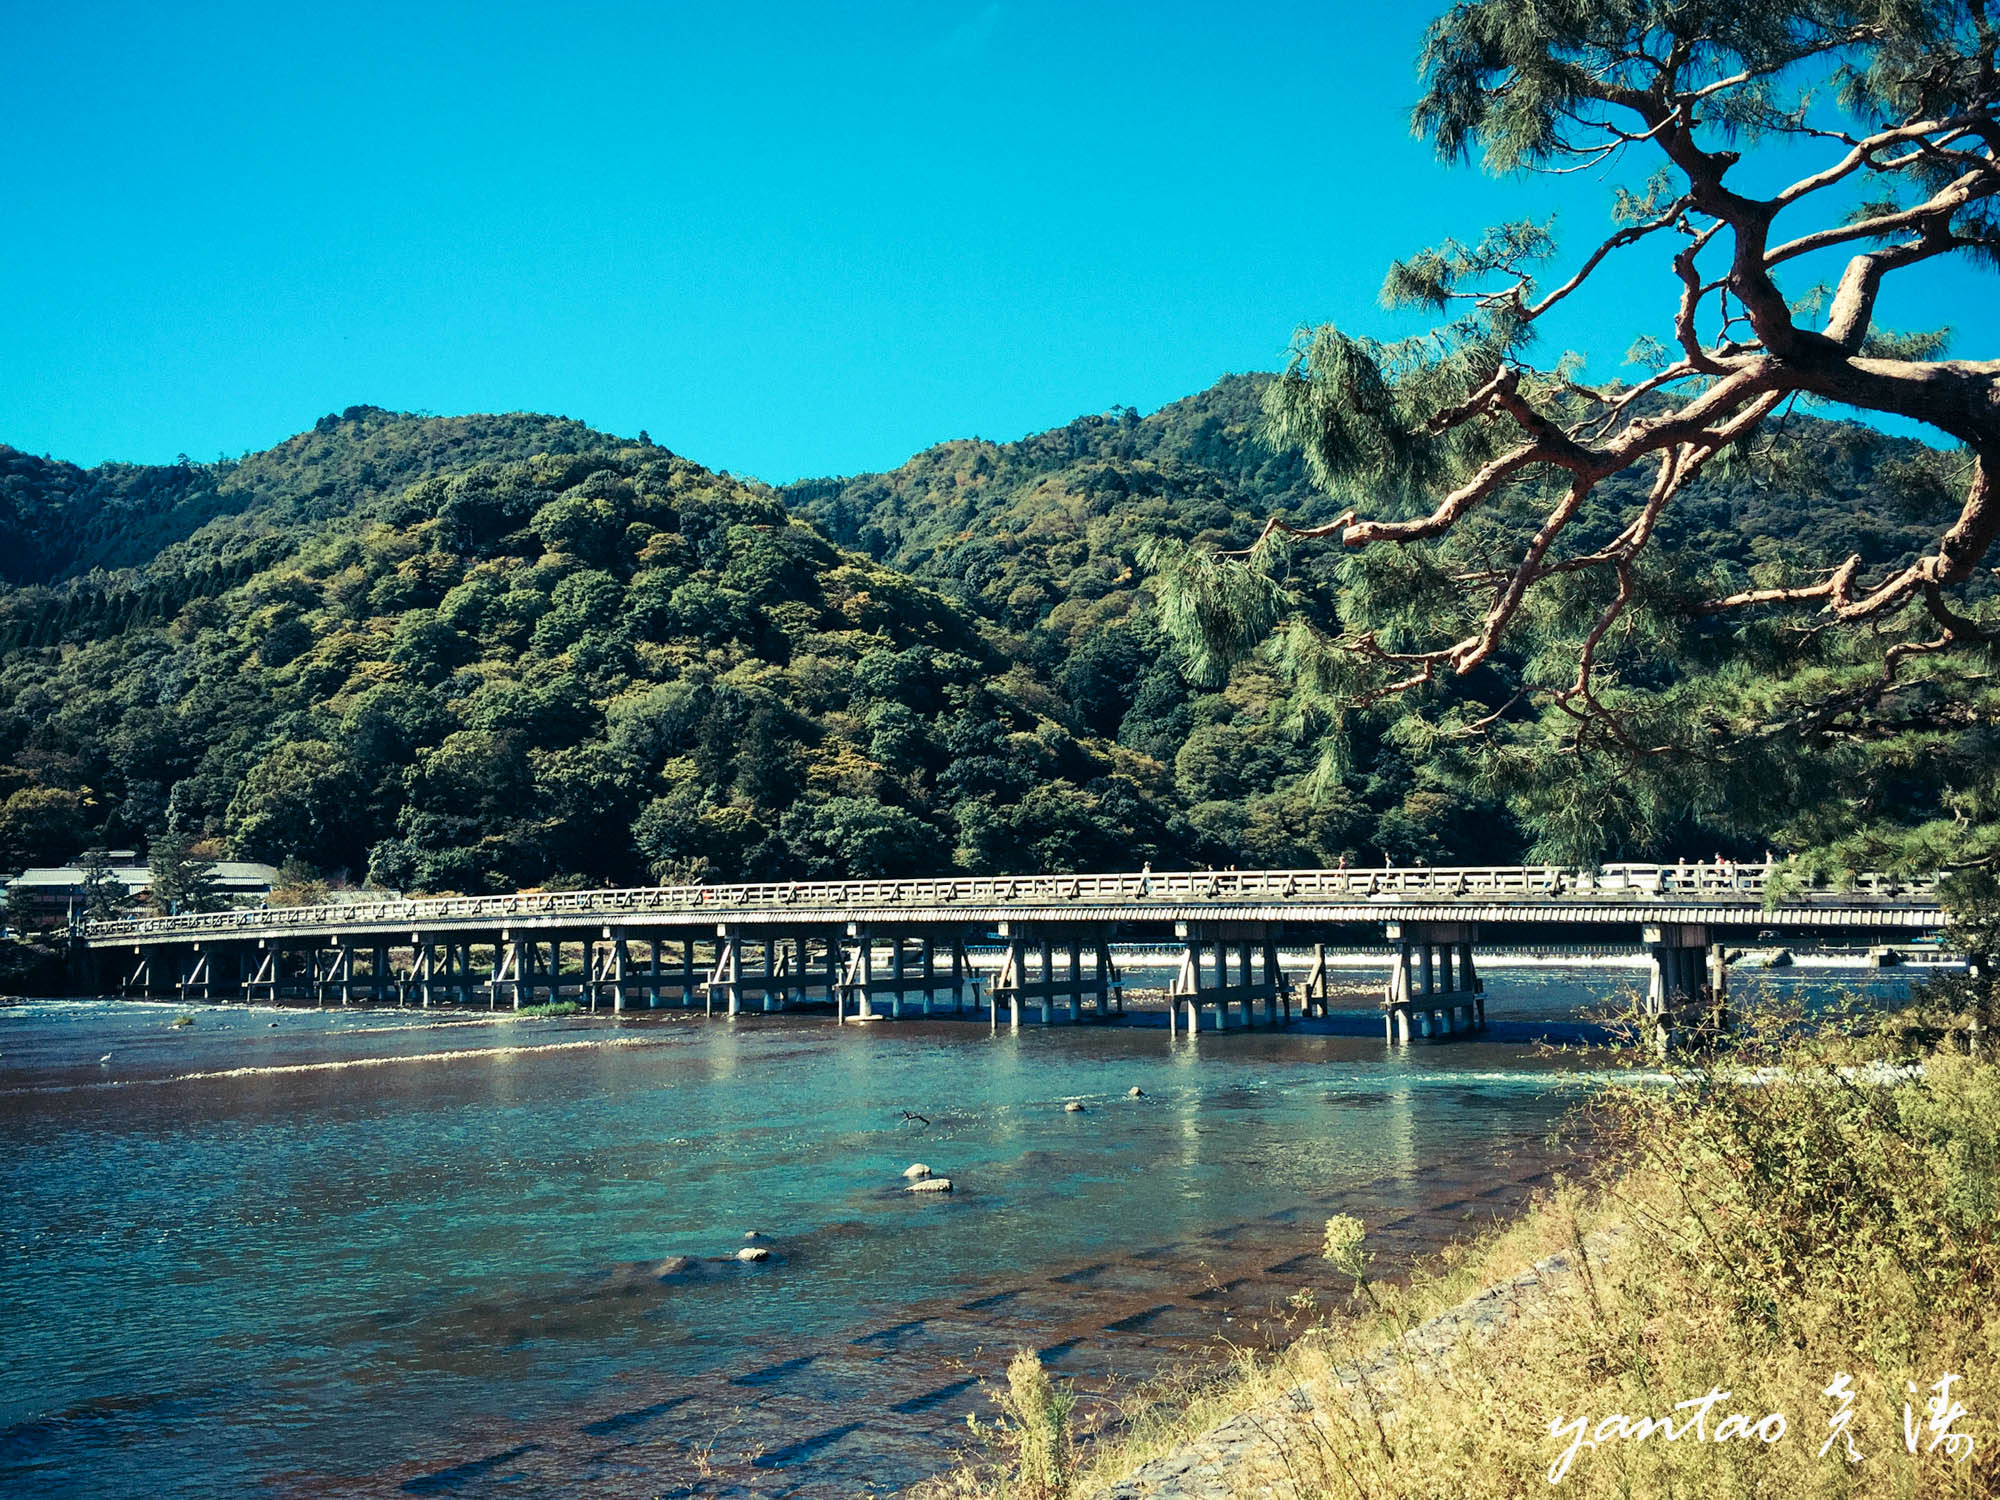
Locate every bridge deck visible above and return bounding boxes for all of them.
[79,863,1946,949]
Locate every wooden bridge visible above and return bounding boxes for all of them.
[74,862,1948,1042]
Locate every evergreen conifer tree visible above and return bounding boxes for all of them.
[77,847,130,921]
[147,830,224,915]
[1150,0,2000,869]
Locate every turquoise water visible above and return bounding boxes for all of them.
[0,968,1915,1496]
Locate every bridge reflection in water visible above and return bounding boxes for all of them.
[77,863,1947,1043]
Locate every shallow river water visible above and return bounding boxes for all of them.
[0,967,1914,1497]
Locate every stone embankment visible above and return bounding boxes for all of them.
[1090,1228,1627,1499]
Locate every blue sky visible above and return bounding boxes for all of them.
[5,1,1993,480]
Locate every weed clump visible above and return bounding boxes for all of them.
[958,1349,1079,1499]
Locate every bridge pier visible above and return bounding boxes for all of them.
[494,939,516,1009]
[1382,923,1483,1044]
[835,928,868,1021]
[830,927,969,1020]
[754,935,781,1011]
[610,936,630,1012]
[244,943,276,1004]
[1645,923,1727,1047]
[410,936,434,1007]
[1167,924,1285,1034]
[203,947,222,1003]
[987,925,1118,1024]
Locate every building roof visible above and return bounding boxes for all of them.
[5,862,280,892]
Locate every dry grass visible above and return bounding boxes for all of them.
[918,994,2000,1499]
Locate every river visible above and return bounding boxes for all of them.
[0,966,1916,1496]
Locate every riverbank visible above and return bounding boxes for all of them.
[923,1002,1998,1498]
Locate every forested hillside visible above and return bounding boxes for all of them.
[0,383,1970,889]
[0,407,611,588]
[786,375,1971,871]
[0,410,1206,891]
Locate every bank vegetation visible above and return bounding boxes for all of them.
[925,936,2000,1498]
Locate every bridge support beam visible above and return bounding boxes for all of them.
[707,930,741,1016]
[181,946,211,1002]
[245,943,276,1004]
[986,924,1117,1025]
[1383,922,1483,1044]
[1645,923,1728,1048]
[495,938,519,1009]
[1168,923,1285,1034]
[409,936,434,1007]
[832,927,969,1021]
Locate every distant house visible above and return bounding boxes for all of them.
[2,852,280,928]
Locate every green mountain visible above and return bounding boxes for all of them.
[0,408,1195,891]
[0,381,1970,890]
[0,407,609,586]
[783,375,1969,870]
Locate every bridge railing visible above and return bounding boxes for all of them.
[77,861,1938,944]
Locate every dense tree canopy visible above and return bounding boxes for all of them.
[0,412,1203,890]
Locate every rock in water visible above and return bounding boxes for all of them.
[655,1256,699,1277]
[736,1246,772,1263]
[743,1230,765,1241]
[901,1163,932,1180]
[1064,1101,1086,1113]
[1127,1086,1145,1097]
[907,1177,953,1193]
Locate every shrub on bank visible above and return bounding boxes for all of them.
[0,935,64,996]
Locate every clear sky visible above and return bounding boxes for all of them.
[5,1,1994,481]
